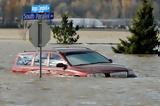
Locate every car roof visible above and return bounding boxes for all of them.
[20,47,93,54]
[53,47,92,53]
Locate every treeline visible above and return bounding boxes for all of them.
[0,0,160,27]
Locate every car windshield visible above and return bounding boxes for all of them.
[65,51,110,66]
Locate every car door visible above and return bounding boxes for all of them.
[48,52,67,76]
[30,52,50,74]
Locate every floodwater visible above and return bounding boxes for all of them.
[0,40,160,106]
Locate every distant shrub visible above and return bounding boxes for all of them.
[52,14,79,44]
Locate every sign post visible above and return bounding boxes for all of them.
[38,21,42,78]
[24,4,53,78]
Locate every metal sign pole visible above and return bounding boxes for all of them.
[38,21,42,78]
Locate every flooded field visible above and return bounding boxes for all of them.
[0,40,160,106]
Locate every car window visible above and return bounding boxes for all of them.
[65,51,110,66]
[34,52,48,66]
[16,54,33,66]
[49,53,65,67]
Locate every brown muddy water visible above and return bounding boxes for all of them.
[0,40,160,106]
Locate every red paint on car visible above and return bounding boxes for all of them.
[12,47,136,78]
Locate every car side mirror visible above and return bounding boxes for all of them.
[108,59,113,63]
[56,63,67,70]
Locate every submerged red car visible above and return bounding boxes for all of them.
[12,47,136,78]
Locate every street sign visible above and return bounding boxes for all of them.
[29,21,51,47]
[32,4,50,13]
[25,4,52,78]
[23,13,54,20]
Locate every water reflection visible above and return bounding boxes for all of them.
[113,54,160,78]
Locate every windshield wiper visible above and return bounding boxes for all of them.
[74,63,90,66]
[74,62,108,66]
[90,62,108,64]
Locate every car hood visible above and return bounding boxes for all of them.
[72,63,129,74]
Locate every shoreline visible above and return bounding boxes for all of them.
[0,29,131,43]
